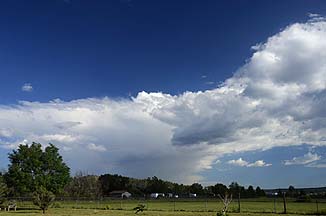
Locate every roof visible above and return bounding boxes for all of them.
[109,190,130,194]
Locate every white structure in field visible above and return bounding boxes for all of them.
[150,193,165,198]
[109,190,132,198]
[189,193,197,198]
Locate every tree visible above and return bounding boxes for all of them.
[146,176,168,194]
[0,174,8,197]
[189,183,204,195]
[218,193,232,216]
[255,186,265,197]
[33,186,55,214]
[0,175,8,206]
[5,142,70,213]
[212,183,228,197]
[65,171,101,198]
[287,185,296,197]
[99,173,130,196]
[229,182,241,196]
[247,185,256,198]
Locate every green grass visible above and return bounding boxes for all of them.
[4,198,326,216]
[0,209,322,216]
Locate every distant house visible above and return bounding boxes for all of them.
[189,193,197,198]
[109,190,132,199]
[150,193,165,198]
[167,193,179,198]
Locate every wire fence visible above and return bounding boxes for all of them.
[2,197,326,214]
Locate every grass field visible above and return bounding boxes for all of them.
[2,198,325,215]
[0,208,323,216]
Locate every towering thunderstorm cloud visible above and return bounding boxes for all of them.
[1,18,326,182]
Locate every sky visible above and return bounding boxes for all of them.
[1,0,326,188]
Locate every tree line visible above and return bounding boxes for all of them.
[64,173,266,198]
[0,143,268,212]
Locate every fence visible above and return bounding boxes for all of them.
[3,197,326,214]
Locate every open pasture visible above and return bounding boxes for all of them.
[0,209,322,216]
[3,198,326,215]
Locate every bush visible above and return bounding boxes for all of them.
[33,187,56,213]
[52,202,62,208]
[295,195,312,202]
[133,204,146,214]
[216,212,229,216]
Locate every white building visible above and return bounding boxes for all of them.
[109,190,132,198]
[150,193,165,198]
[189,193,197,198]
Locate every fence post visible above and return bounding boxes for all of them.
[238,192,241,213]
[282,192,287,214]
[316,200,319,213]
[174,198,176,211]
[147,198,149,210]
[205,195,207,212]
[273,196,276,213]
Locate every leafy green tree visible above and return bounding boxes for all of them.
[0,174,8,206]
[247,185,256,198]
[212,183,228,196]
[255,186,265,197]
[189,183,204,195]
[0,175,8,197]
[65,172,101,198]
[4,142,70,213]
[99,173,130,196]
[33,186,55,214]
[146,176,168,194]
[287,185,296,197]
[229,182,241,196]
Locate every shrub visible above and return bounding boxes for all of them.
[295,194,312,202]
[33,186,56,213]
[133,204,146,214]
[216,212,229,216]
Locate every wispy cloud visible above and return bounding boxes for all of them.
[0,128,13,138]
[284,152,321,165]
[305,163,326,168]
[21,83,33,92]
[227,158,271,167]
[87,143,107,152]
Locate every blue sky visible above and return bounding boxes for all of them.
[1,0,326,188]
[2,0,326,103]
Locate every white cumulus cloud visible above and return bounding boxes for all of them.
[227,158,249,167]
[1,17,326,182]
[228,158,271,167]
